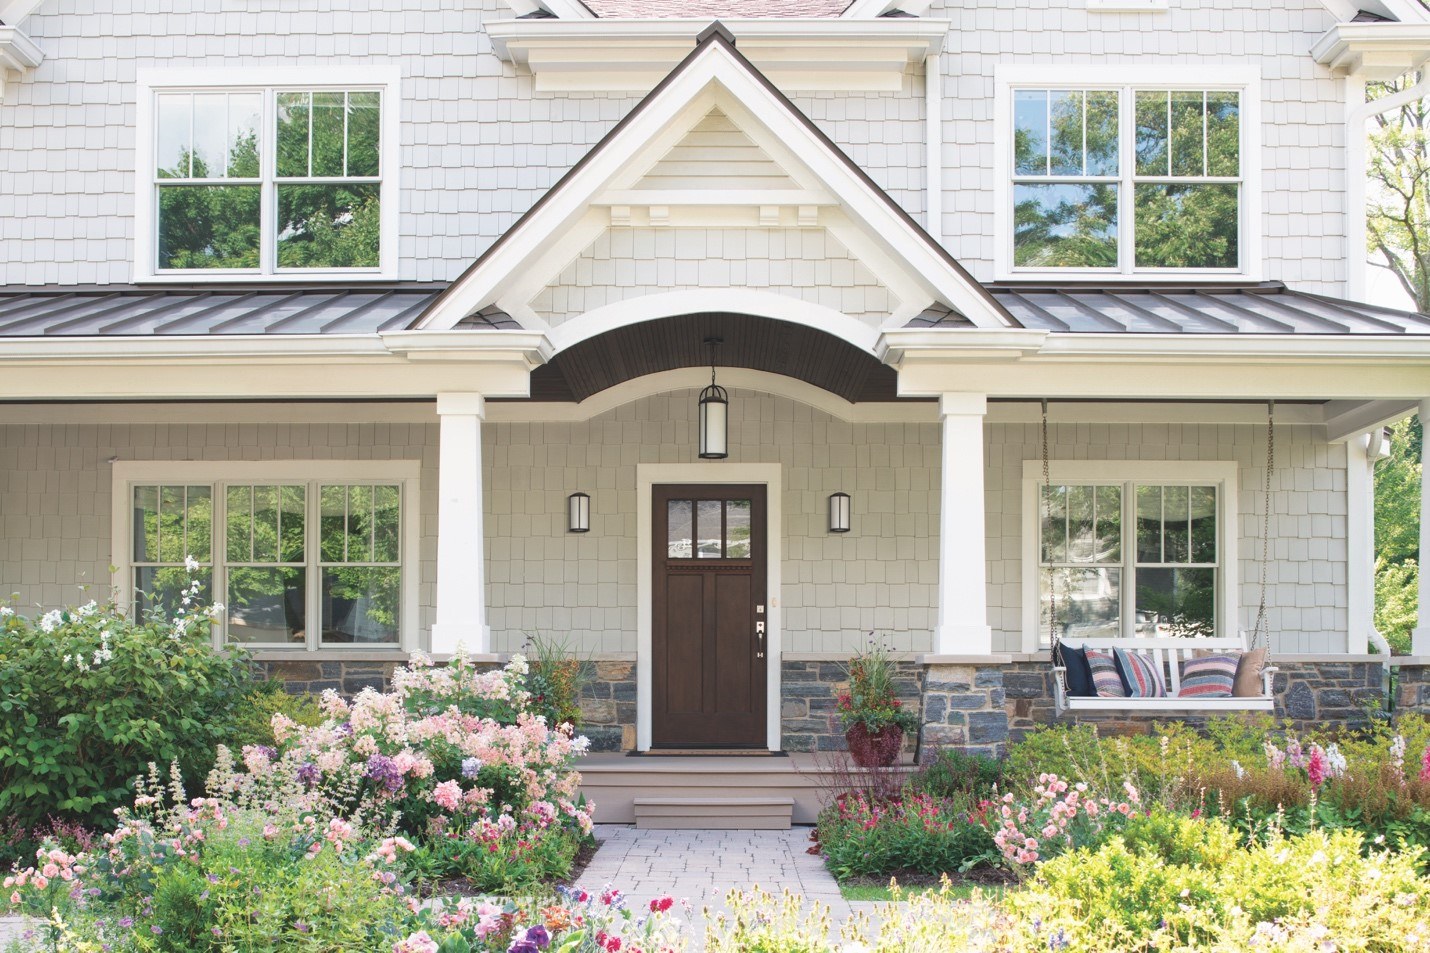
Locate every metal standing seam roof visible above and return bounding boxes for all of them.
[0,281,1428,337]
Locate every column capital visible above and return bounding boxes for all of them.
[939,393,987,417]
[436,392,487,418]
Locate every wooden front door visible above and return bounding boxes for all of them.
[652,484,767,748]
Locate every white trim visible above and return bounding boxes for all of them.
[417,38,1009,332]
[1019,460,1239,654]
[0,0,44,26]
[132,66,402,284]
[1346,432,1376,654]
[544,290,884,356]
[924,52,943,245]
[635,462,783,752]
[992,64,1262,283]
[109,459,421,653]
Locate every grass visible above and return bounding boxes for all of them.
[838,881,1006,902]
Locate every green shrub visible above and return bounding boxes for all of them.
[910,747,1002,799]
[0,584,253,829]
[225,679,323,751]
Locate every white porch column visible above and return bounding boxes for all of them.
[433,393,489,655]
[1346,431,1376,655]
[935,393,992,655]
[1417,400,1430,656]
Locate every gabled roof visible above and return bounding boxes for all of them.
[412,23,1014,333]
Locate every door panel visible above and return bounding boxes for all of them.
[652,484,767,748]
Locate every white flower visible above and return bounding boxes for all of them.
[75,600,98,618]
[39,609,64,633]
[0,606,13,617]
[184,555,201,573]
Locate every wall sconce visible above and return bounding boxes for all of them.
[828,492,851,533]
[567,492,590,533]
[698,336,728,460]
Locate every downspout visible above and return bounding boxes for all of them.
[925,50,943,246]
[1346,70,1430,300]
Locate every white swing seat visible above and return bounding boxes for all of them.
[1053,633,1277,715]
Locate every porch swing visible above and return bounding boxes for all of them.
[1050,399,1279,714]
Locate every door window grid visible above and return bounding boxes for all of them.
[667,499,754,560]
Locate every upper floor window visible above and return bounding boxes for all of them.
[136,68,400,281]
[997,67,1259,279]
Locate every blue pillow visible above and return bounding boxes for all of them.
[1059,645,1095,698]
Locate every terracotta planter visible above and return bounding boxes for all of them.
[845,723,904,768]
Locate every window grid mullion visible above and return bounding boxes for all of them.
[1119,87,1134,274]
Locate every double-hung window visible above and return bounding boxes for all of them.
[137,68,400,280]
[116,462,418,652]
[1022,462,1237,650]
[999,67,1257,277]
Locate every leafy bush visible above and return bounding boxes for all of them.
[242,651,594,892]
[991,773,1141,869]
[225,679,324,751]
[523,633,590,729]
[816,790,998,881]
[0,577,252,829]
[909,747,1002,799]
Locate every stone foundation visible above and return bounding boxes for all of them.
[254,658,404,696]
[577,660,637,752]
[1393,661,1430,712]
[918,661,1009,761]
[780,660,923,753]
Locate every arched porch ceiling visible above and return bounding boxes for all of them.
[520,312,912,403]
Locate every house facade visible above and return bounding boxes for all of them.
[4,0,1430,755]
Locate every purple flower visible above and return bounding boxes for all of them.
[295,921,310,933]
[151,926,163,935]
[256,745,278,761]
[525,924,551,949]
[507,942,539,953]
[461,757,483,779]
[297,761,320,787]
[366,754,405,793]
[117,917,133,929]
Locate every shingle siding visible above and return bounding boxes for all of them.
[2,1,1343,292]
[0,411,1349,656]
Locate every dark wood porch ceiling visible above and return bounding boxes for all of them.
[524,312,913,403]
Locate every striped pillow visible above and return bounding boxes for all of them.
[1084,649,1127,698]
[1114,648,1166,698]
[1178,653,1239,699]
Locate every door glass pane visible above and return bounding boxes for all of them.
[1190,485,1217,563]
[228,567,305,644]
[1136,485,1162,563]
[322,566,399,643]
[1042,567,1121,641]
[1135,567,1215,638]
[696,500,723,559]
[725,500,752,558]
[667,500,693,559]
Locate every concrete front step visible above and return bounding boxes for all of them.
[633,796,795,830]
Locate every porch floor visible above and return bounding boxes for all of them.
[576,751,917,825]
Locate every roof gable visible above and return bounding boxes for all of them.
[414,26,1012,334]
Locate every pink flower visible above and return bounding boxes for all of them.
[1420,743,1430,785]
[392,931,439,953]
[8,891,19,906]
[431,780,463,812]
[1307,745,1328,789]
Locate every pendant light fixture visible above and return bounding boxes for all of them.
[698,336,728,459]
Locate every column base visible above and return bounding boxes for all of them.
[933,623,993,656]
[430,621,491,656]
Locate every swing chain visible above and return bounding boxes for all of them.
[1252,400,1274,654]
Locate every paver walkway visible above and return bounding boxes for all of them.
[574,825,883,944]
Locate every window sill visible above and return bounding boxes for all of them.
[997,270,1257,285]
[133,272,397,285]
[246,649,411,663]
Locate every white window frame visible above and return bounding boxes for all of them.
[1020,460,1239,653]
[134,66,402,284]
[993,64,1262,283]
[110,460,421,653]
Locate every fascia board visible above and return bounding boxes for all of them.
[1312,22,1430,74]
[0,25,43,72]
[380,330,553,363]
[0,334,393,361]
[883,329,1430,363]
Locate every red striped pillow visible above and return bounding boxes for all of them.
[1114,648,1166,698]
[1178,654,1239,699]
[1084,649,1127,698]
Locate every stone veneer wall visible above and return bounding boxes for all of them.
[918,663,1009,761]
[1001,659,1386,741]
[254,659,405,697]
[1394,663,1430,713]
[780,660,923,753]
[577,659,637,753]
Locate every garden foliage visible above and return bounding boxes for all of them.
[0,576,251,831]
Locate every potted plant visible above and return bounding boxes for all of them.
[524,632,590,733]
[836,640,917,768]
